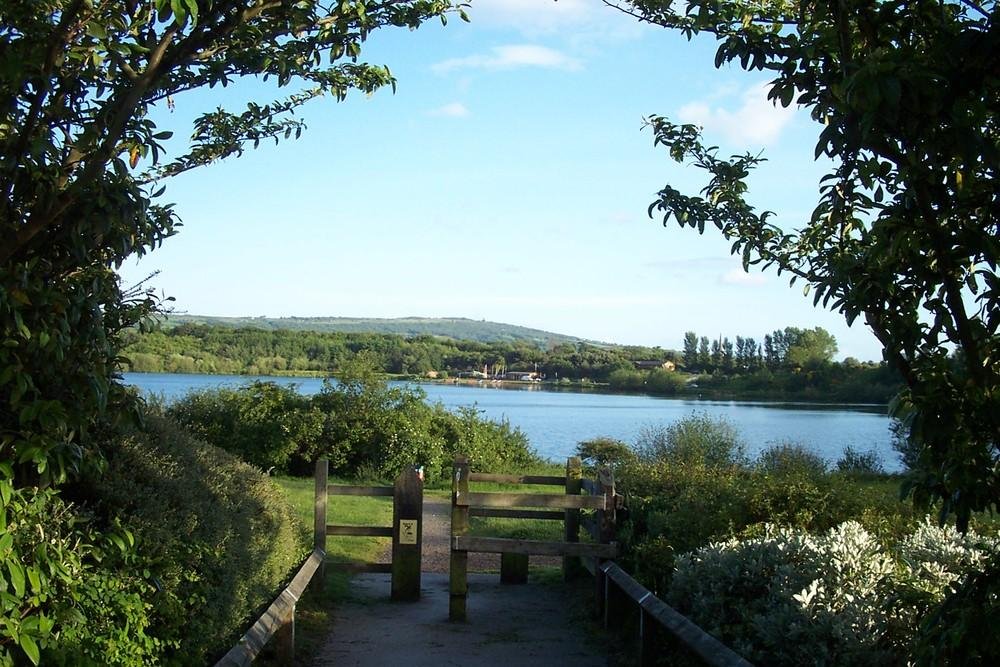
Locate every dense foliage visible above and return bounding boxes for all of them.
[79,415,307,665]
[615,413,999,663]
[611,0,999,529]
[1,1,461,662]
[616,415,921,591]
[670,520,999,666]
[167,375,539,481]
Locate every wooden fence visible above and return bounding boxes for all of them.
[448,455,618,621]
[314,459,423,601]
[215,459,423,665]
[600,562,754,667]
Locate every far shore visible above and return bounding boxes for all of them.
[122,369,889,409]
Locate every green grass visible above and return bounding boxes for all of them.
[256,476,397,666]
[274,475,395,565]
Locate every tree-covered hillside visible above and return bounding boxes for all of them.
[159,314,594,347]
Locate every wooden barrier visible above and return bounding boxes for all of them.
[448,456,618,622]
[600,562,754,667]
[214,548,325,667]
[313,459,423,589]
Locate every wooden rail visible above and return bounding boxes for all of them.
[600,562,754,667]
[214,548,325,667]
[449,456,618,621]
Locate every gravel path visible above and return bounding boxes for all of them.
[313,573,606,666]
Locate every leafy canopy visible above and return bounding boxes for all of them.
[608,0,999,529]
[0,1,462,662]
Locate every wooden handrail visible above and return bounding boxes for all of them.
[214,548,325,667]
[600,562,754,667]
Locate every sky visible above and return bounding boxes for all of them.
[118,0,886,362]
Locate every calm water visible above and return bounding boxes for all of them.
[123,372,899,471]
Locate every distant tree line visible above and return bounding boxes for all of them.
[123,323,901,403]
[122,323,676,383]
[681,327,839,375]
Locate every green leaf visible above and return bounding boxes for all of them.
[8,560,26,597]
[0,480,10,506]
[86,22,108,40]
[183,0,199,26]
[20,633,40,666]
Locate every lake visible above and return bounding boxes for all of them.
[123,372,900,471]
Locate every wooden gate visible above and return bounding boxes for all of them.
[313,459,423,601]
[448,455,619,621]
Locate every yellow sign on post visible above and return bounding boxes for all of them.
[399,519,418,545]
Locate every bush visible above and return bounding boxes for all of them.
[169,374,540,483]
[576,437,636,468]
[435,405,537,476]
[756,442,828,477]
[1,486,164,666]
[81,415,307,665]
[668,520,999,666]
[911,553,1000,666]
[635,413,746,468]
[836,446,885,475]
[168,381,324,474]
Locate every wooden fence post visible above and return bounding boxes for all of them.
[274,602,295,666]
[391,466,423,601]
[449,457,470,621]
[563,456,583,581]
[594,465,615,617]
[604,571,628,631]
[639,607,659,667]
[314,459,328,591]
[500,552,528,584]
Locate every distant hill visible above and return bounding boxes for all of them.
[159,315,597,347]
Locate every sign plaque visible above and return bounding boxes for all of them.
[399,519,418,545]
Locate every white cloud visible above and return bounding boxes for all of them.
[428,102,470,118]
[678,82,797,145]
[432,44,582,74]
[720,268,768,286]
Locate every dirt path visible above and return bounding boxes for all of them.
[313,498,605,666]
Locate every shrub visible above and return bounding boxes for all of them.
[635,413,747,468]
[82,415,307,664]
[668,520,1000,666]
[1,486,164,666]
[170,373,540,484]
[168,381,324,474]
[836,446,885,475]
[911,553,1000,666]
[646,368,686,394]
[576,437,636,468]
[756,441,828,477]
[312,377,447,480]
[434,405,538,476]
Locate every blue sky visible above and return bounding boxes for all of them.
[119,0,885,361]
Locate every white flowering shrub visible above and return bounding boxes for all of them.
[668,519,999,666]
